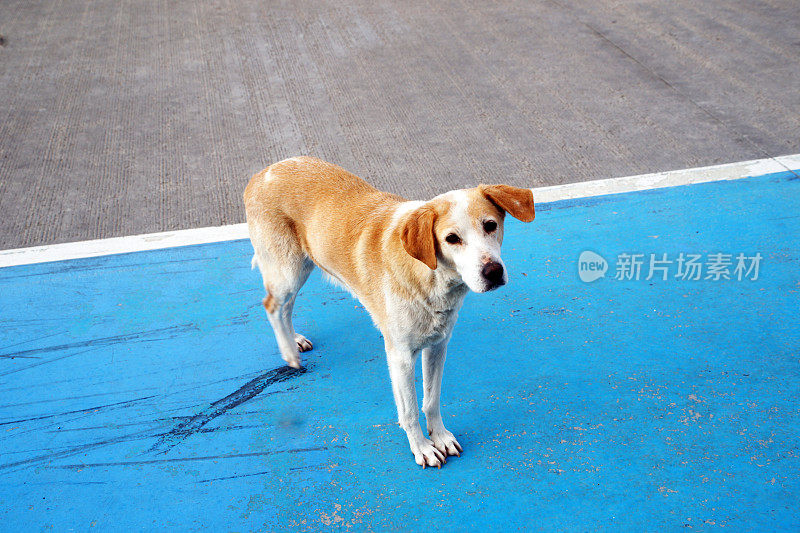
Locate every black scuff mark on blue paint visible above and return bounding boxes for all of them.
[227,287,260,296]
[0,331,68,358]
[0,395,158,427]
[0,323,198,359]
[195,461,328,483]
[5,423,269,458]
[0,428,161,473]
[70,422,265,435]
[197,469,279,483]
[0,387,160,409]
[148,368,274,399]
[0,413,321,473]
[19,480,110,486]
[50,445,343,471]
[149,364,308,454]
[229,303,261,325]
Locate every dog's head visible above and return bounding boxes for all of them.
[400,185,535,293]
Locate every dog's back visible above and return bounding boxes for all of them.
[245,156,387,219]
[244,156,406,320]
[245,156,404,276]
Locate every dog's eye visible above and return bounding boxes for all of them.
[445,233,462,245]
[483,220,497,233]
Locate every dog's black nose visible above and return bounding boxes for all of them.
[481,261,505,286]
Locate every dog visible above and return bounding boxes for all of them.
[244,156,535,468]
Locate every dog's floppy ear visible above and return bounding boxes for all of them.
[480,184,535,222]
[400,205,438,270]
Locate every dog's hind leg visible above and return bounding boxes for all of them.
[282,292,314,352]
[258,256,314,368]
[249,217,315,368]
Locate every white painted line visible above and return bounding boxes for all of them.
[774,153,800,170]
[532,154,798,204]
[1,154,798,268]
[0,224,250,269]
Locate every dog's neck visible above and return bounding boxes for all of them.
[398,250,468,310]
[428,273,469,314]
[430,260,468,295]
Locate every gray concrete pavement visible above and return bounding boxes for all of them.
[1,0,798,248]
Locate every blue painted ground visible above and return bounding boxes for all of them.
[1,171,799,531]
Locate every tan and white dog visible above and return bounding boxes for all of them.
[244,156,535,468]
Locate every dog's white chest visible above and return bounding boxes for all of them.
[386,285,467,348]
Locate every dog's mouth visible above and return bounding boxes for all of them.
[486,279,506,292]
[474,279,506,293]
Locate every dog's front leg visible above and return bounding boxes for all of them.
[422,340,463,457]
[385,339,446,468]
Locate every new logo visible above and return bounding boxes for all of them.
[578,251,608,283]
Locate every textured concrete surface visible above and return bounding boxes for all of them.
[1,0,798,248]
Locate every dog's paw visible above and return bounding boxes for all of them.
[294,334,313,352]
[410,438,446,469]
[282,353,302,369]
[429,428,463,457]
